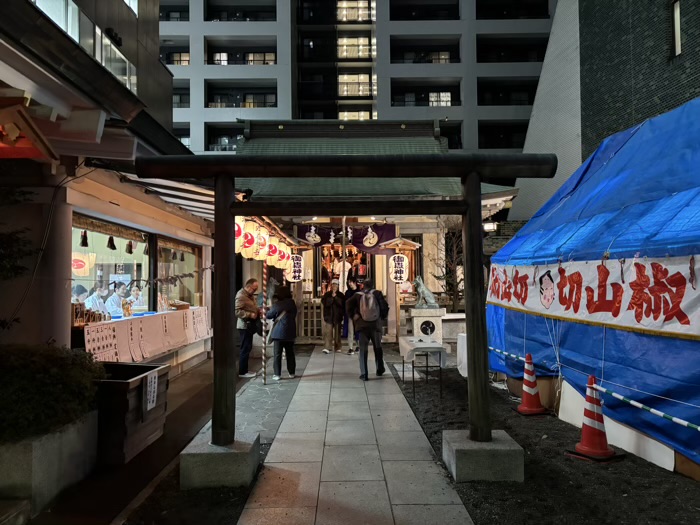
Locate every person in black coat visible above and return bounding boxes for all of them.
[266,286,297,380]
[321,279,345,353]
[346,279,389,381]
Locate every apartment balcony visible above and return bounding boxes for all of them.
[205,123,245,152]
[161,36,190,67]
[477,35,547,63]
[478,121,529,150]
[173,123,191,150]
[390,35,460,64]
[205,80,277,110]
[477,78,538,106]
[298,80,338,101]
[391,79,461,107]
[206,52,276,65]
[159,4,189,21]
[205,1,276,21]
[390,0,459,21]
[338,82,374,98]
[172,79,191,108]
[476,0,550,20]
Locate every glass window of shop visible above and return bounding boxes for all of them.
[71,215,150,313]
[157,239,202,311]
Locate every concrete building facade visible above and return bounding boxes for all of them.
[159,0,556,154]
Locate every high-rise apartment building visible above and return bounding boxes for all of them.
[160,0,555,154]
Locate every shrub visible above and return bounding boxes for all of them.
[0,345,106,443]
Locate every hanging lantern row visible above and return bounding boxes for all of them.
[234,217,298,273]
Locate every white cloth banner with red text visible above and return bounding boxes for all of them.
[487,256,699,339]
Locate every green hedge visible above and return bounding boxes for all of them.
[0,345,105,444]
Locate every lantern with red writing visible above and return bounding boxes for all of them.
[254,225,269,261]
[266,235,279,267]
[240,221,258,259]
[235,216,246,253]
[277,241,288,269]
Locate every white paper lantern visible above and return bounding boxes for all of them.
[241,221,258,259]
[266,235,279,267]
[254,225,269,261]
[235,216,246,253]
[389,254,409,283]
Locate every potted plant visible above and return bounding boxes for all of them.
[0,345,105,516]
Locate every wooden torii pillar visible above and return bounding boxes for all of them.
[136,153,557,445]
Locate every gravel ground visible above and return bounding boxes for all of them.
[386,346,700,525]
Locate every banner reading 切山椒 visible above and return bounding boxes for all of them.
[487,256,699,340]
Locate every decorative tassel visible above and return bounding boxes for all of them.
[180,252,185,262]
[107,236,117,250]
[80,230,89,248]
[125,241,133,255]
[172,250,177,261]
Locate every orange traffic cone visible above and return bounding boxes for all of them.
[517,354,547,415]
[574,375,615,459]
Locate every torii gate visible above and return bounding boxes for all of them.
[136,153,556,446]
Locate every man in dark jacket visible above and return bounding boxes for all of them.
[266,286,297,380]
[346,279,389,380]
[321,279,345,354]
[344,276,359,355]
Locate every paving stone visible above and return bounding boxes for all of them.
[330,388,368,403]
[287,394,330,412]
[245,463,321,508]
[316,481,393,525]
[363,379,402,394]
[327,402,371,421]
[371,410,423,432]
[331,377,366,389]
[320,445,384,482]
[367,394,411,410]
[392,505,473,525]
[238,507,316,525]
[265,433,325,463]
[376,431,435,460]
[325,419,376,445]
[278,410,328,433]
[383,461,462,505]
[294,382,332,396]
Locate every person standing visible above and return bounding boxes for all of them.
[321,279,345,354]
[344,276,359,355]
[346,279,389,381]
[266,286,297,380]
[235,278,260,378]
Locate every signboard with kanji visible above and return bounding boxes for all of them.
[287,254,303,282]
[389,254,409,283]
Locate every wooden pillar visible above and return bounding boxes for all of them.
[212,174,237,446]
[462,172,492,442]
[148,233,158,311]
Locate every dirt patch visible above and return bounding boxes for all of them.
[389,361,700,525]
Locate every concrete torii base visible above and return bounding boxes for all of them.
[180,422,260,489]
[442,429,524,482]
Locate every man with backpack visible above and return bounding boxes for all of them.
[346,279,389,381]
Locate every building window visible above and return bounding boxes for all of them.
[673,1,682,56]
[212,52,228,65]
[71,215,150,315]
[429,92,452,107]
[123,0,138,16]
[243,94,277,108]
[101,32,138,93]
[173,93,190,108]
[337,1,371,22]
[179,137,191,149]
[157,239,202,310]
[339,110,371,121]
[169,52,190,65]
[338,74,371,96]
[338,37,372,59]
[245,52,277,65]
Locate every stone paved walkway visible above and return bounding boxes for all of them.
[237,347,473,525]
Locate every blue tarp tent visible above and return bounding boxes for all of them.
[487,98,700,463]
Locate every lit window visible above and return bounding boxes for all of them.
[337,37,372,59]
[429,92,452,107]
[673,1,682,56]
[338,74,371,96]
[338,110,371,121]
[337,1,370,22]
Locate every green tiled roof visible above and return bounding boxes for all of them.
[236,136,449,156]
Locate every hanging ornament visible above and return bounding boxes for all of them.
[235,216,245,253]
[329,229,336,244]
[172,249,177,261]
[125,241,133,255]
[277,241,288,269]
[363,225,378,247]
[241,221,258,259]
[254,225,269,261]
[305,225,321,244]
[107,236,117,251]
[180,252,185,262]
[143,242,149,256]
[266,235,279,267]
[80,230,89,248]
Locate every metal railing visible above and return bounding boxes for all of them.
[391,100,460,107]
[159,12,190,21]
[166,58,190,65]
[391,57,458,64]
[206,58,276,65]
[207,101,277,108]
[172,102,190,108]
[208,144,237,152]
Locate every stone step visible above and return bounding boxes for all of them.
[0,500,30,525]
